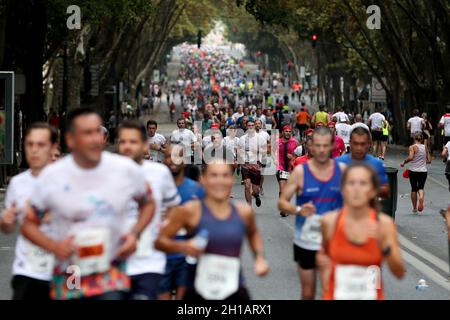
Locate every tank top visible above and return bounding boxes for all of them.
[323,208,384,300]
[409,144,427,172]
[295,160,343,251]
[315,111,328,125]
[190,201,247,288]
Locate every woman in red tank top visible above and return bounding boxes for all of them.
[321,163,405,300]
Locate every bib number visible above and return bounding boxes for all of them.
[25,239,54,275]
[334,265,379,300]
[280,171,290,180]
[266,124,272,131]
[71,228,111,276]
[299,215,322,245]
[195,254,240,300]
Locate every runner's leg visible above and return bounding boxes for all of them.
[298,268,316,300]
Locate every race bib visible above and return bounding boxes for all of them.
[266,124,272,131]
[71,228,111,276]
[334,265,379,300]
[25,239,54,275]
[280,171,290,180]
[195,254,240,300]
[299,215,322,245]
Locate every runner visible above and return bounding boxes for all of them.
[0,123,58,300]
[118,121,181,300]
[351,114,370,133]
[407,109,425,142]
[438,105,450,145]
[293,134,314,168]
[255,119,271,196]
[277,125,299,217]
[337,127,390,197]
[238,120,267,207]
[335,119,352,153]
[380,118,391,160]
[327,122,346,158]
[278,127,346,300]
[442,140,450,192]
[159,145,205,300]
[147,120,167,163]
[171,118,197,164]
[155,161,269,301]
[368,106,385,158]
[296,107,310,140]
[401,133,431,214]
[332,106,349,124]
[312,105,330,128]
[321,163,404,300]
[21,107,155,300]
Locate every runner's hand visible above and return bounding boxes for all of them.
[2,202,18,226]
[116,233,138,260]
[182,240,205,257]
[254,256,269,277]
[299,202,316,217]
[53,236,75,260]
[367,220,382,243]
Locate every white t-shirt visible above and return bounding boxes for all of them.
[335,123,352,145]
[238,133,268,164]
[232,112,244,121]
[351,122,370,134]
[332,112,349,123]
[4,170,54,281]
[30,152,151,276]
[257,130,271,143]
[256,115,267,125]
[170,128,197,145]
[224,136,240,151]
[408,116,424,135]
[369,113,385,131]
[126,161,180,276]
[439,114,450,137]
[202,136,214,149]
[148,133,166,163]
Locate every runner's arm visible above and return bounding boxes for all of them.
[442,145,448,159]
[278,165,303,215]
[237,202,269,277]
[154,202,202,256]
[22,208,74,259]
[379,215,405,279]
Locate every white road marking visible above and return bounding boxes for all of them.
[401,250,450,292]
[399,234,448,274]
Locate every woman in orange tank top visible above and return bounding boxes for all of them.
[321,163,405,300]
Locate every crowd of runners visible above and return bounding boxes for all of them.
[1,45,449,301]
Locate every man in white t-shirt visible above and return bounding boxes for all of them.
[332,106,349,124]
[0,123,58,300]
[439,105,450,145]
[368,107,386,158]
[255,119,271,196]
[407,109,425,139]
[442,140,450,192]
[22,108,156,300]
[146,120,166,163]
[232,105,244,122]
[335,119,352,152]
[238,120,268,207]
[171,118,197,164]
[118,120,180,300]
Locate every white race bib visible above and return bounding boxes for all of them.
[195,254,240,300]
[25,239,55,275]
[71,228,111,276]
[266,124,272,131]
[280,171,290,180]
[299,215,322,245]
[334,265,378,300]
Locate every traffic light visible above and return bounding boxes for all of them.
[197,30,202,49]
[311,34,318,48]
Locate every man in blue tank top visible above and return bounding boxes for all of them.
[278,127,346,300]
[159,145,205,300]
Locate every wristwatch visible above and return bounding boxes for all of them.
[382,245,391,257]
[294,205,302,215]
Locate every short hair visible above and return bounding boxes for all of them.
[350,127,371,140]
[319,104,325,111]
[66,107,100,132]
[413,108,420,116]
[25,122,58,144]
[146,120,158,128]
[118,120,147,141]
[312,127,334,143]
